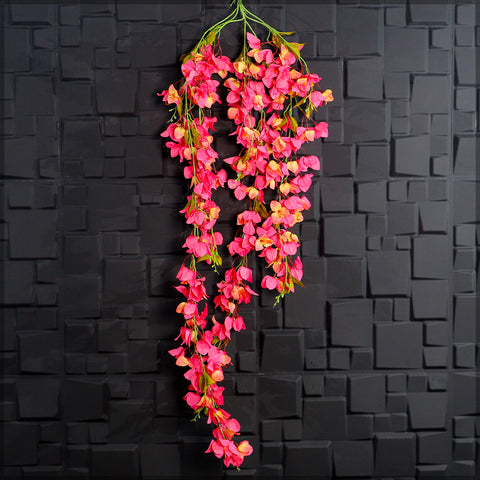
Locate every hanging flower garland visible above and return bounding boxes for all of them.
[159,0,332,469]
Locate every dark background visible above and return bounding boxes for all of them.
[1,0,479,478]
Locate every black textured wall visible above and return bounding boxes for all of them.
[1,1,479,478]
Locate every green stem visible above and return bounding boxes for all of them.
[191,1,241,53]
[239,3,310,72]
[188,0,310,75]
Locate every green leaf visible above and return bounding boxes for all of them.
[305,101,314,119]
[276,31,296,36]
[197,255,210,263]
[213,252,222,266]
[205,31,217,45]
[292,278,305,288]
[293,96,308,109]
[290,116,298,132]
[190,128,200,145]
[199,372,214,392]
[254,202,269,220]
[287,42,304,59]
[272,35,283,48]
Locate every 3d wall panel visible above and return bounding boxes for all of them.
[1,1,479,478]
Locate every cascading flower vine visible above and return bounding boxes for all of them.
[158,0,333,469]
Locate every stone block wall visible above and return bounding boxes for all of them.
[1,1,479,478]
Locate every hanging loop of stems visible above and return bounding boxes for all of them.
[191,0,310,73]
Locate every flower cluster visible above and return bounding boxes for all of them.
[158,0,332,469]
[160,43,254,468]
[224,32,331,302]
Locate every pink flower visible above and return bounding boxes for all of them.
[237,210,261,225]
[158,84,181,105]
[197,338,211,355]
[183,235,210,257]
[238,440,253,456]
[212,317,230,341]
[177,265,197,283]
[299,155,320,171]
[290,257,303,281]
[232,315,246,331]
[246,32,261,50]
[280,241,298,256]
[261,275,279,290]
[291,173,313,193]
[310,90,332,108]
[228,236,255,257]
[314,121,328,138]
[205,439,224,458]
[184,391,201,409]
[168,346,184,358]
[237,266,252,282]
[185,208,207,226]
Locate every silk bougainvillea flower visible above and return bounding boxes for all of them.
[160,0,332,469]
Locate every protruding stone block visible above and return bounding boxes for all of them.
[95,70,137,114]
[323,215,366,256]
[347,58,383,99]
[418,432,451,464]
[375,433,416,476]
[376,323,423,369]
[385,27,427,72]
[18,331,62,373]
[64,234,101,274]
[261,330,304,372]
[2,261,35,304]
[284,284,326,329]
[408,393,448,428]
[387,202,418,235]
[357,145,389,179]
[259,376,302,419]
[303,398,346,440]
[327,258,366,298]
[62,119,102,160]
[394,136,430,176]
[285,441,332,477]
[91,445,139,477]
[358,182,387,214]
[412,280,449,319]
[413,235,450,278]
[333,441,373,477]
[104,256,148,305]
[411,75,449,114]
[63,379,106,421]
[350,375,385,413]
[330,299,373,347]
[338,7,382,56]
[2,423,38,465]
[87,184,137,231]
[344,101,390,143]
[61,275,101,318]
[367,251,410,295]
[9,210,57,259]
